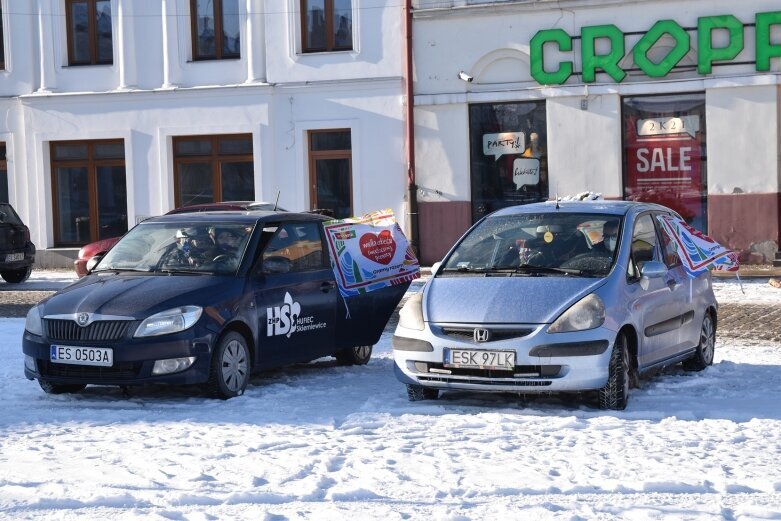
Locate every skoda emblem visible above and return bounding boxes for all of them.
[474,328,491,343]
[76,313,90,327]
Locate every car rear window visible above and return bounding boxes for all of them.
[0,204,24,225]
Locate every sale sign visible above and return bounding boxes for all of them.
[624,112,705,223]
[323,209,420,297]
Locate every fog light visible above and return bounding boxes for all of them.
[152,357,196,375]
[24,355,36,372]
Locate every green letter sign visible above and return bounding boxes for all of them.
[530,29,573,85]
[633,20,690,77]
[698,15,744,74]
[581,24,626,83]
[756,11,781,71]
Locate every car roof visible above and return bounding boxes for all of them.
[489,200,673,218]
[142,210,331,226]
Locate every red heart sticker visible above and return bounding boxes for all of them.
[359,230,397,265]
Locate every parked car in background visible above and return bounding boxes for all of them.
[24,210,408,399]
[74,201,286,276]
[0,202,35,283]
[393,200,718,410]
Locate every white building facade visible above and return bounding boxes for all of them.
[411,0,781,265]
[0,0,406,266]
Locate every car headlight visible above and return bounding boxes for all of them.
[548,294,605,333]
[134,306,203,338]
[398,293,425,331]
[25,306,43,336]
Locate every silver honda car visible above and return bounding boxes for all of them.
[393,201,718,410]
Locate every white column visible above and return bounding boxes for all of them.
[37,0,57,92]
[161,0,179,88]
[245,0,266,83]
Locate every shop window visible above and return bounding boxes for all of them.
[468,101,549,223]
[301,0,352,53]
[0,143,7,203]
[173,134,254,207]
[66,0,113,65]
[190,0,241,60]
[308,129,352,219]
[51,139,127,246]
[622,93,708,232]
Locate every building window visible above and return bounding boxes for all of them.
[66,0,113,65]
[308,130,352,219]
[0,5,5,70]
[173,134,254,207]
[191,0,241,60]
[51,140,127,246]
[301,0,352,53]
[622,93,707,232]
[0,143,7,203]
[468,101,549,223]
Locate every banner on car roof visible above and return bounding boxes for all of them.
[323,209,420,298]
[656,214,739,276]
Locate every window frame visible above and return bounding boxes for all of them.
[0,4,5,71]
[307,129,352,218]
[300,0,353,53]
[627,211,662,282]
[65,0,114,66]
[190,0,241,61]
[172,134,254,208]
[50,139,127,247]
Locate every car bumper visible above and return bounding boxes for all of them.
[392,322,616,393]
[22,329,217,387]
[0,243,35,269]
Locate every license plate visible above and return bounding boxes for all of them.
[444,348,515,370]
[50,345,113,367]
[5,253,23,262]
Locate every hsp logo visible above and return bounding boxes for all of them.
[267,292,301,338]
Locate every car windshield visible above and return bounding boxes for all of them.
[443,212,623,277]
[94,221,255,275]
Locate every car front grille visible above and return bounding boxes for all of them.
[438,327,534,343]
[39,360,141,379]
[45,319,132,342]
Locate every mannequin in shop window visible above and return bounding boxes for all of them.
[519,131,548,200]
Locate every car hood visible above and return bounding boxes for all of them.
[424,275,606,324]
[39,273,242,318]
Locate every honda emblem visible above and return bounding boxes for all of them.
[474,328,491,342]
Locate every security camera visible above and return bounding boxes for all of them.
[458,71,473,82]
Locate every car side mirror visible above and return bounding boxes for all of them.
[262,256,292,274]
[430,261,442,276]
[640,260,667,279]
[86,254,104,273]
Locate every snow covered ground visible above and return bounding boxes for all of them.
[1,272,780,520]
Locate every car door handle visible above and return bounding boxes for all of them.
[320,281,336,292]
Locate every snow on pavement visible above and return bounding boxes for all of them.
[0,275,780,519]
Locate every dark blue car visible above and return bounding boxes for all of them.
[23,211,407,399]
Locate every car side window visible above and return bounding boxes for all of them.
[627,213,659,279]
[654,212,682,268]
[262,222,324,274]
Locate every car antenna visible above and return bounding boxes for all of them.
[273,190,280,211]
[555,190,560,209]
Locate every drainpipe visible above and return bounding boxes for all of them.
[403,0,419,257]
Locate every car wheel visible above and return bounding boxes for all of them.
[207,331,250,399]
[682,312,716,372]
[598,332,629,410]
[406,384,439,401]
[335,345,372,366]
[39,380,86,394]
[2,267,31,283]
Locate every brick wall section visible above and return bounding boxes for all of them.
[708,193,780,263]
[418,201,472,265]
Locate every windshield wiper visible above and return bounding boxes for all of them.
[513,265,583,276]
[92,267,151,273]
[155,268,207,275]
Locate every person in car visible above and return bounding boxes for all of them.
[203,227,242,264]
[593,220,619,255]
[166,229,209,267]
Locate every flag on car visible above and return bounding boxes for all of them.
[323,209,420,298]
[656,214,739,277]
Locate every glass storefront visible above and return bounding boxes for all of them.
[622,93,708,232]
[468,101,548,223]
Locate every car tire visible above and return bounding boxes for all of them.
[682,312,716,372]
[206,331,250,399]
[2,267,31,283]
[598,332,629,410]
[39,380,86,394]
[335,345,372,366]
[406,384,439,401]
